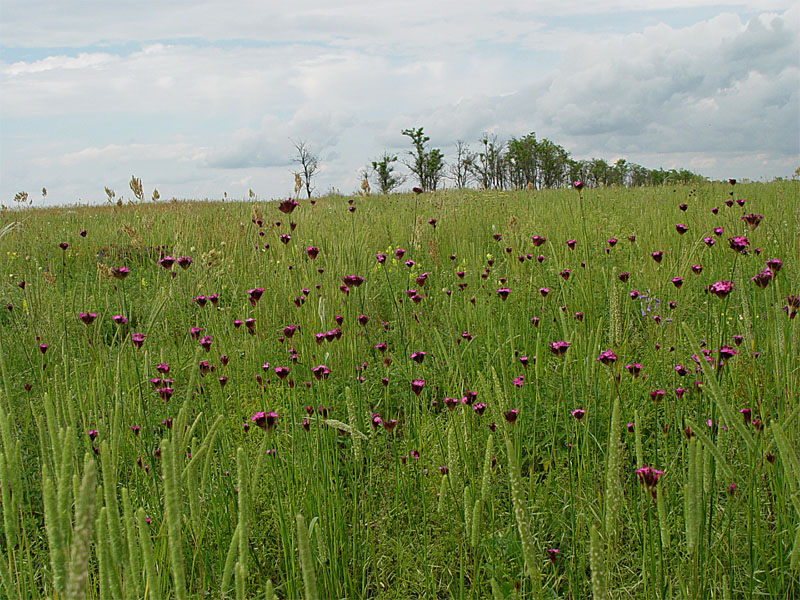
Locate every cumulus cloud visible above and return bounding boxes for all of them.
[0,2,797,205]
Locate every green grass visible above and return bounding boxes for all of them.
[0,181,798,599]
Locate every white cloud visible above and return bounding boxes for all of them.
[0,3,798,205]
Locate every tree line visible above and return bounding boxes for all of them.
[292,127,707,198]
[391,128,707,192]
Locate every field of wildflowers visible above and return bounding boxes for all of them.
[0,180,797,599]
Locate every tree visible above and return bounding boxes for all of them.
[473,133,506,190]
[292,141,319,198]
[401,127,446,192]
[370,152,404,194]
[448,141,476,189]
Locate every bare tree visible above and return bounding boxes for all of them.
[292,140,319,198]
[448,140,476,189]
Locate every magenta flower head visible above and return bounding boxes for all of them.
[765,258,783,273]
[39,344,49,354]
[59,242,69,250]
[376,253,387,264]
[626,363,642,377]
[560,269,571,281]
[158,256,175,269]
[246,287,264,306]
[548,341,570,356]
[635,465,664,499]
[305,246,319,259]
[274,366,290,380]
[703,237,716,248]
[740,213,764,230]
[410,379,425,396]
[709,280,734,299]
[112,315,128,325]
[503,409,520,424]
[410,351,427,363]
[531,235,546,247]
[395,248,406,259]
[566,240,577,250]
[607,238,618,247]
[189,327,203,340]
[547,549,560,564]
[651,251,663,263]
[649,389,666,402]
[130,333,146,349]
[571,408,586,421]
[750,270,773,289]
[671,276,684,288]
[199,335,213,352]
[412,186,423,195]
[596,350,617,365]
[496,287,511,301]
[691,264,703,274]
[279,234,291,244]
[251,410,279,432]
[311,365,330,380]
[78,312,98,325]
[572,181,584,190]
[112,266,130,279]
[176,256,193,269]
[358,314,370,326]
[728,236,749,253]
[278,198,299,214]
[675,223,688,235]
[428,218,437,228]
[342,275,366,288]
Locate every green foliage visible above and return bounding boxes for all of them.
[0,180,796,598]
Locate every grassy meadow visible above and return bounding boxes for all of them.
[0,181,798,599]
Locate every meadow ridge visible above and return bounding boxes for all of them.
[0,181,798,599]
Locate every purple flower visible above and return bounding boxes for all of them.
[671,276,683,288]
[709,280,734,299]
[548,341,570,355]
[651,251,663,263]
[278,198,299,214]
[131,333,147,349]
[740,213,764,229]
[177,256,193,269]
[503,409,519,424]
[750,270,773,289]
[410,351,427,363]
[691,264,703,274]
[496,287,511,301]
[573,181,584,190]
[112,266,130,279]
[246,288,264,306]
[311,365,330,380]
[112,315,128,325]
[635,465,664,499]
[565,240,577,250]
[251,411,279,432]
[158,256,175,269]
[728,236,749,253]
[596,350,617,365]
[531,235,546,247]
[513,375,524,387]
[571,408,586,421]
[305,246,319,259]
[626,363,642,377]
[675,223,688,234]
[765,258,783,273]
[280,234,291,244]
[410,379,425,396]
[274,366,290,380]
[78,312,98,325]
[342,275,366,287]
[649,389,666,402]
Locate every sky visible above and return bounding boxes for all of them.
[1,1,798,206]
